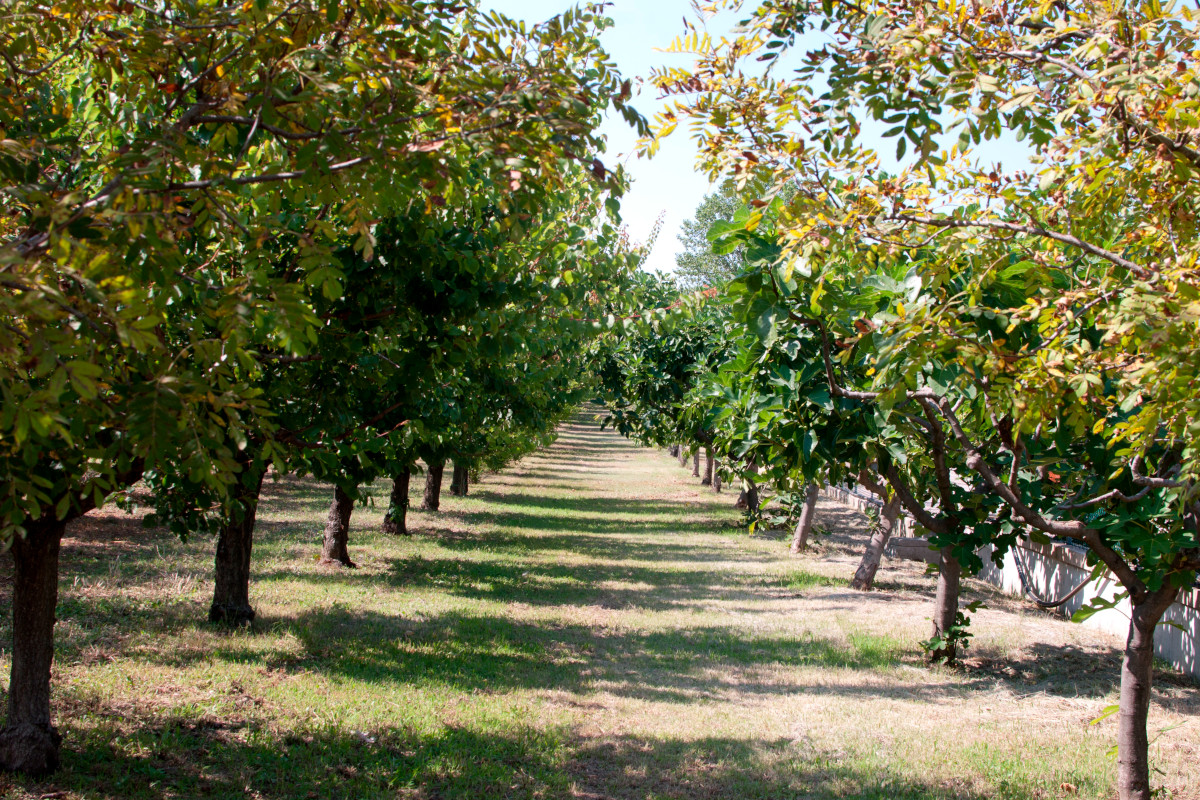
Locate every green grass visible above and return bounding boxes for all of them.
[776,567,845,591]
[1,411,1196,799]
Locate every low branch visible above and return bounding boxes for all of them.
[1131,456,1184,489]
[1055,485,1151,510]
[929,395,1150,599]
[884,464,949,535]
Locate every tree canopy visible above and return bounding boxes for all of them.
[631,3,1200,797]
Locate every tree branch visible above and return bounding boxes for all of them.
[884,464,949,535]
[886,214,1152,280]
[928,395,1149,599]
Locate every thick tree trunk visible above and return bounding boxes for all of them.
[449,463,468,497]
[422,462,444,511]
[209,464,266,626]
[319,485,356,568]
[1117,586,1179,800]
[929,549,962,663]
[691,449,701,477]
[0,521,65,775]
[850,495,903,590]
[701,448,714,486]
[790,483,821,553]
[382,471,411,535]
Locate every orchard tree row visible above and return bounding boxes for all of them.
[0,0,647,776]
[593,3,1200,799]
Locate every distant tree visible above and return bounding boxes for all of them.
[673,180,743,289]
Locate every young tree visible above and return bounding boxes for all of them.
[849,473,904,591]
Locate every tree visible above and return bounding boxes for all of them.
[652,4,1200,792]
[0,0,642,773]
[674,179,744,289]
[590,273,737,481]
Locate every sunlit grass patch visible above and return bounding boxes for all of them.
[774,568,844,591]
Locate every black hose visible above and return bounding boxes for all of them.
[1011,544,1093,609]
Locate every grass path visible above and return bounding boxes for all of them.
[2,412,1198,799]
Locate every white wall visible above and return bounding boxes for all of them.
[977,540,1200,680]
[820,486,1200,679]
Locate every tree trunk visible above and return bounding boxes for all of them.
[736,462,760,511]
[0,521,65,775]
[929,549,962,663]
[422,462,444,511]
[382,471,411,535]
[850,495,903,590]
[449,463,468,497]
[691,449,701,477]
[790,483,821,553]
[678,447,689,468]
[701,448,714,486]
[736,479,760,511]
[1117,586,1179,800]
[668,445,680,458]
[209,463,266,626]
[319,485,356,568]
[713,459,722,493]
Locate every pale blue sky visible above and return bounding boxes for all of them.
[481,0,730,274]
[479,1,1034,274]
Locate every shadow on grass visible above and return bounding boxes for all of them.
[472,492,713,517]
[136,607,909,706]
[23,718,1050,800]
[411,522,768,564]
[33,717,571,800]
[568,733,1075,800]
[7,413,1194,800]
[437,507,725,537]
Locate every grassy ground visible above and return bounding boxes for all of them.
[1,412,1198,799]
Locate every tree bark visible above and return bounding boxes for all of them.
[382,471,410,535]
[736,462,760,511]
[851,495,903,590]
[0,520,65,776]
[449,463,468,497]
[701,448,714,486]
[790,483,821,553]
[319,485,356,568]
[422,462,444,511]
[736,479,760,511]
[1117,585,1179,800]
[691,449,701,477]
[678,447,689,468]
[209,462,266,626]
[929,549,962,663]
[713,459,722,493]
[668,444,680,458]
